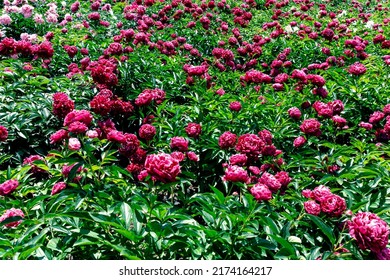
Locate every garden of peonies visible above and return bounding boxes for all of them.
[0,0,390,260]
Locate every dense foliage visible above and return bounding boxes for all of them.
[1,0,390,260]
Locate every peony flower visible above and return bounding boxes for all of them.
[170,137,189,152]
[250,183,272,201]
[50,129,68,144]
[288,107,301,119]
[219,131,237,149]
[258,172,282,192]
[223,165,250,183]
[229,154,248,166]
[312,185,332,202]
[51,182,66,195]
[0,179,19,196]
[138,124,156,140]
[300,118,321,136]
[68,138,81,150]
[187,151,199,162]
[0,125,8,141]
[0,208,24,228]
[348,212,389,253]
[185,123,202,138]
[229,101,242,112]
[304,200,321,215]
[293,136,306,148]
[144,153,181,183]
[369,111,385,124]
[23,155,45,174]
[235,133,265,156]
[320,194,346,217]
[348,62,367,75]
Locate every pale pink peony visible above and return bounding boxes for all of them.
[144,153,181,183]
[68,138,81,150]
[348,212,389,253]
[0,208,24,228]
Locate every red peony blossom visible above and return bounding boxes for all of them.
[369,111,385,124]
[348,62,367,75]
[139,124,156,140]
[304,200,321,215]
[170,137,189,152]
[300,118,321,136]
[320,194,346,217]
[50,129,69,144]
[359,122,373,130]
[219,131,237,149]
[258,172,282,192]
[332,115,347,127]
[311,185,332,202]
[52,92,74,119]
[0,125,8,141]
[223,165,250,183]
[250,183,272,201]
[64,110,93,127]
[185,123,202,138]
[313,101,333,118]
[235,133,265,156]
[23,155,45,174]
[0,208,24,228]
[229,154,247,166]
[118,133,140,157]
[0,179,19,196]
[288,107,301,119]
[144,153,181,183]
[90,95,112,116]
[135,89,166,106]
[68,121,88,134]
[187,151,199,162]
[275,171,291,188]
[229,101,242,111]
[51,182,67,195]
[348,212,389,253]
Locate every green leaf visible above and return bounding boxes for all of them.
[306,214,336,245]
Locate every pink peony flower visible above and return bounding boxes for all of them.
[185,123,202,138]
[348,62,367,75]
[170,137,189,152]
[68,138,81,150]
[50,129,68,144]
[68,121,88,134]
[0,14,12,25]
[302,189,313,199]
[0,179,19,196]
[86,130,99,138]
[369,111,385,124]
[288,107,301,119]
[235,134,265,156]
[250,183,272,201]
[64,110,93,127]
[51,182,67,195]
[144,153,181,183]
[187,151,199,162]
[0,125,8,141]
[312,185,332,202]
[376,248,390,260]
[223,165,250,183]
[229,154,248,166]
[275,171,291,188]
[258,172,282,192]
[304,200,321,215]
[23,155,45,174]
[229,101,242,112]
[293,136,306,148]
[300,118,321,136]
[348,212,389,253]
[320,194,346,217]
[218,131,237,149]
[0,208,24,228]
[359,122,373,130]
[332,115,347,127]
[138,124,156,140]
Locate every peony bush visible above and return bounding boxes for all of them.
[0,0,390,260]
